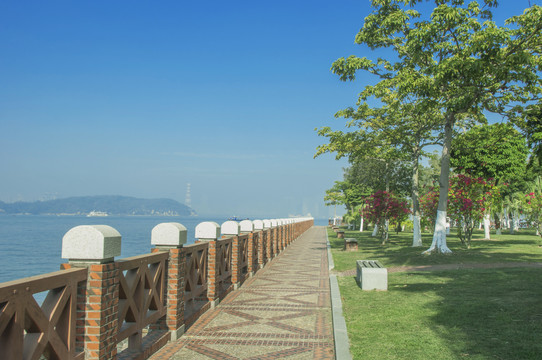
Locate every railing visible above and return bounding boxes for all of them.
[0,268,87,360]
[117,252,168,353]
[182,242,209,325]
[0,217,314,360]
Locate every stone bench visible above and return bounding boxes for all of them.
[344,238,358,251]
[356,260,387,291]
[337,230,345,239]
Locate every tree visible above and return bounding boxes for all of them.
[451,123,529,236]
[447,174,498,248]
[329,1,542,254]
[419,186,440,232]
[523,192,542,237]
[364,190,411,244]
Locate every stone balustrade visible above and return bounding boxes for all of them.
[0,216,314,360]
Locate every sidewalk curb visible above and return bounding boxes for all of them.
[326,229,352,360]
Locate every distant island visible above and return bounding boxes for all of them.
[0,195,197,216]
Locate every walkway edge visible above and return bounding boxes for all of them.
[327,230,352,360]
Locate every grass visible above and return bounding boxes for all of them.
[328,227,542,273]
[339,268,542,359]
[329,227,542,359]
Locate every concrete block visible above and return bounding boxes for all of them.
[253,220,264,230]
[221,220,240,236]
[239,220,254,233]
[271,219,278,227]
[356,260,387,291]
[151,222,187,247]
[62,225,121,262]
[263,220,272,229]
[195,222,220,240]
[345,238,358,251]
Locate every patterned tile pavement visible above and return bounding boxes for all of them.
[150,226,335,360]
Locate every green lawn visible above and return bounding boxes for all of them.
[329,227,542,359]
[328,227,542,273]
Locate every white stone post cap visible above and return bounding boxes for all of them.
[253,220,264,230]
[271,219,278,227]
[239,220,254,232]
[62,225,121,262]
[263,220,272,229]
[195,221,220,240]
[151,222,187,247]
[221,220,240,236]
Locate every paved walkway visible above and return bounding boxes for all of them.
[150,226,335,360]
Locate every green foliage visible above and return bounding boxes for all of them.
[451,123,529,194]
[325,1,542,249]
[419,186,440,231]
[448,174,499,248]
[523,192,542,238]
[365,190,411,243]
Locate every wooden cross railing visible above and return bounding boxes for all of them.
[0,268,87,360]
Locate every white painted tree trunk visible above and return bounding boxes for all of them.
[372,224,378,237]
[412,215,422,247]
[385,219,389,241]
[423,210,452,254]
[483,213,491,239]
[510,213,515,234]
[360,216,364,232]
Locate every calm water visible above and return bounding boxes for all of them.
[0,215,225,284]
[0,215,327,284]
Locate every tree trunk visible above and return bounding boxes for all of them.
[509,212,515,234]
[412,146,422,247]
[412,215,422,246]
[483,213,491,239]
[424,116,453,254]
[372,224,378,237]
[359,216,364,232]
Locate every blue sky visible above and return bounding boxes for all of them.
[0,0,538,218]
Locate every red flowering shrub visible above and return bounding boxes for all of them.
[365,190,410,243]
[419,187,439,232]
[448,174,498,248]
[523,192,542,237]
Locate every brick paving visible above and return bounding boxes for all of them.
[150,226,334,360]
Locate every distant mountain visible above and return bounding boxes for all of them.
[0,196,197,216]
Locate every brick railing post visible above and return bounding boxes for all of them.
[279,219,286,251]
[253,220,265,268]
[288,219,293,245]
[61,225,121,360]
[263,220,272,261]
[239,220,255,276]
[221,221,241,289]
[150,222,187,341]
[195,222,221,307]
[270,220,278,256]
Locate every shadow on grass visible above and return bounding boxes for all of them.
[391,269,542,359]
[328,227,542,272]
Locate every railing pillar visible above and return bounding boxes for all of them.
[270,220,278,256]
[253,220,265,268]
[61,225,122,360]
[195,222,221,307]
[150,222,187,341]
[221,221,241,289]
[263,220,273,261]
[240,220,255,276]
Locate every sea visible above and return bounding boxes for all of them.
[0,215,328,284]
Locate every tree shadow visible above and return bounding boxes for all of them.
[394,269,542,359]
